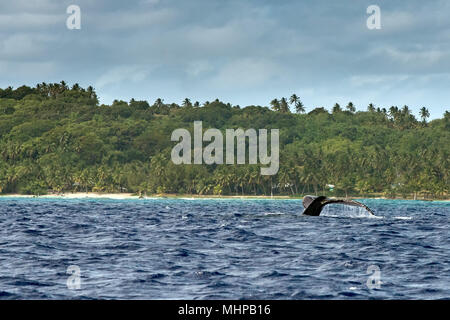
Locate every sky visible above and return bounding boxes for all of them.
[1,0,450,119]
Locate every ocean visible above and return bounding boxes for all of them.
[0,197,448,299]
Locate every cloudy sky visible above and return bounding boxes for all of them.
[1,0,449,118]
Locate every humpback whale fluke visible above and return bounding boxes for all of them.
[302,195,374,216]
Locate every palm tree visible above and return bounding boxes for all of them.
[193,101,200,108]
[295,100,305,113]
[60,80,68,90]
[289,94,299,106]
[332,103,342,113]
[401,105,410,115]
[278,167,291,194]
[86,85,97,102]
[420,107,430,124]
[270,98,280,112]
[246,167,259,195]
[182,98,192,107]
[367,103,376,112]
[346,102,356,113]
[444,111,450,129]
[154,98,164,108]
[389,106,399,120]
[87,85,94,95]
[38,82,49,96]
[280,97,290,113]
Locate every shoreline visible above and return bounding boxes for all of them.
[0,192,448,201]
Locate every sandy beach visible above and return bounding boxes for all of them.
[0,192,292,200]
[0,193,141,200]
[0,193,448,201]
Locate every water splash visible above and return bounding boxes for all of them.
[320,203,378,218]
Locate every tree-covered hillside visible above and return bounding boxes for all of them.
[0,82,448,198]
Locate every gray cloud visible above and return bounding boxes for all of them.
[0,0,449,118]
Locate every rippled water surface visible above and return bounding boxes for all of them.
[0,197,449,299]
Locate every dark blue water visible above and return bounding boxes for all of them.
[0,197,449,299]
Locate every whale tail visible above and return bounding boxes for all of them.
[302,195,374,216]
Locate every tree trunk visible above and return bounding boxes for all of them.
[270,177,273,197]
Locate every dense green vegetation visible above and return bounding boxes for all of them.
[0,82,448,198]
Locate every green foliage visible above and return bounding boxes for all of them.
[0,83,448,198]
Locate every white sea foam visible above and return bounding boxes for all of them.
[263,212,286,216]
[321,204,379,218]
